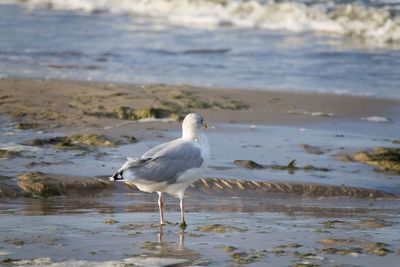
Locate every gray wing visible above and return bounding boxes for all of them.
[121,141,203,184]
[141,139,177,159]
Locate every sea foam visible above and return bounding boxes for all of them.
[4,0,400,42]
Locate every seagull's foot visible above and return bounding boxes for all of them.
[179,220,187,230]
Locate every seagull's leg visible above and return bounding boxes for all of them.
[157,192,165,225]
[157,227,164,243]
[179,196,187,230]
[179,230,185,248]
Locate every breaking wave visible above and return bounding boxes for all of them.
[3,0,400,42]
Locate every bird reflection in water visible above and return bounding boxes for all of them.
[157,226,185,249]
[139,226,203,265]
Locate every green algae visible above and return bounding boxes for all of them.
[25,134,116,150]
[276,243,303,249]
[18,173,62,197]
[233,159,263,169]
[113,106,135,120]
[319,241,392,257]
[352,219,390,229]
[293,252,319,260]
[0,149,21,159]
[197,224,247,233]
[292,263,320,267]
[167,90,248,111]
[4,238,25,246]
[321,220,346,228]
[120,224,147,231]
[84,88,247,123]
[218,245,237,253]
[234,159,330,173]
[302,165,330,172]
[17,172,111,198]
[352,147,400,175]
[314,228,330,233]
[299,144,326,155]
[368,247,391,256]
[86,106,181,121]
[270,160,330,173]
[15,122,42,130]
[271,248,287,255]
[318,238,354,246]
[0,258,52,266]
[364,242,392,256]
[102,219,119,225]
[230,250,268,265]
[320,246,363,255]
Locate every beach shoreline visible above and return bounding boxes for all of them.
[1,78,399,129]
[1,78,400,266]
[1,77,399,193]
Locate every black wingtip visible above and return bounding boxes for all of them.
[109,171,124,181]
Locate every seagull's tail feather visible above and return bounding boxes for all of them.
[110,157,150,182]
[109,170,124,182]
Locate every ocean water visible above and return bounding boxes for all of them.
[1,0,400,98]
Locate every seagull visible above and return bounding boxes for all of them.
[110,113,209,229]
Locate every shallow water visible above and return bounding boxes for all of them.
[1,2,400,98]
[1,115,399,194]
[1,116,400,265]
[0,205,399,266]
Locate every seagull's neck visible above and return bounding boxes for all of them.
[182,128,205,143]
[182,127,210,165]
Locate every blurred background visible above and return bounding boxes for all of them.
[1,0,400,98]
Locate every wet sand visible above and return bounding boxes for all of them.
[1,78,399,128]
[1,78,400,266]
[1,192,400,266]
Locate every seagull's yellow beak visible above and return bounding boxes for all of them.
[203,123,208,129]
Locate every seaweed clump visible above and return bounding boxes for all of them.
[167,90,248,111]
[299,144,326,155]
[15,122,42,130]
[352,219,390,229]
[17,172,111,198]
[318,236,392,257]
[230,250,268,265]
[352,147,400,174]
[233,159,263,169]
[234,159,330,173]
[102,219,119,225]
[0,149,21,159]
[364,242,392,256]
[217,245,267,265]
[269,160,330,173]
[291,264,320,267]
[318,238,354,246]
[113,106,176,120]
[86,106,182,121]
[320,247,363,255]
[197,224,247,233]
[321,220,347,228]
[25,134,116,150]
[18,172,65,197]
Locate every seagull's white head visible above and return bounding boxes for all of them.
[182,113,208,140]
